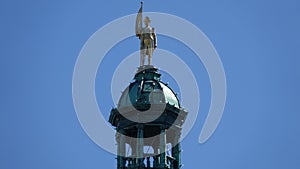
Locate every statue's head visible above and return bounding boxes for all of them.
[144,16,151,25]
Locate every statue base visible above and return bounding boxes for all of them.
[137,65,158,73]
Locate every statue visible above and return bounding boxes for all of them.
[136,2,157,66]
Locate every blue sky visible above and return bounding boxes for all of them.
[1,0,300,169]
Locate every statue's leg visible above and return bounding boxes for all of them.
[147,44,153,65]
[148,53,152,65]
[140,49,145,66]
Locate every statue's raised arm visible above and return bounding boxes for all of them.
[135,2,157,67]
[135,2,143,39]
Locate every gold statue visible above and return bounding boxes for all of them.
[136,2,157,66]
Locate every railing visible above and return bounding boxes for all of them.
[121,155,177,169]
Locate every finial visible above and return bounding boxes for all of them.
[141,1,143,5]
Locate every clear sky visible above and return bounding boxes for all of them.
[1,0,300,169]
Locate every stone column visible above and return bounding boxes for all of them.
[159,127,166,168]
[117,131,126,168]
[146,156,151,168]
[136,125,144,167]
[172,143,181,169]
[131,141,137,167]
[172,132,181,169]
[153,145,159,168]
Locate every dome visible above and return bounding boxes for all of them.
[117,66,180,110]
[109,65,188,129]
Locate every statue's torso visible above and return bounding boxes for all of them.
[141,26,154,40]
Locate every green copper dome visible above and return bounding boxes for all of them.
[109,65,188,132]
[117,66,180,110]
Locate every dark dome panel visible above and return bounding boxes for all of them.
[117,66,180,109]
[159,82,180,108]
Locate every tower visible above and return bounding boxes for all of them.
[109,66,188,169]
[108,3,188,168]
